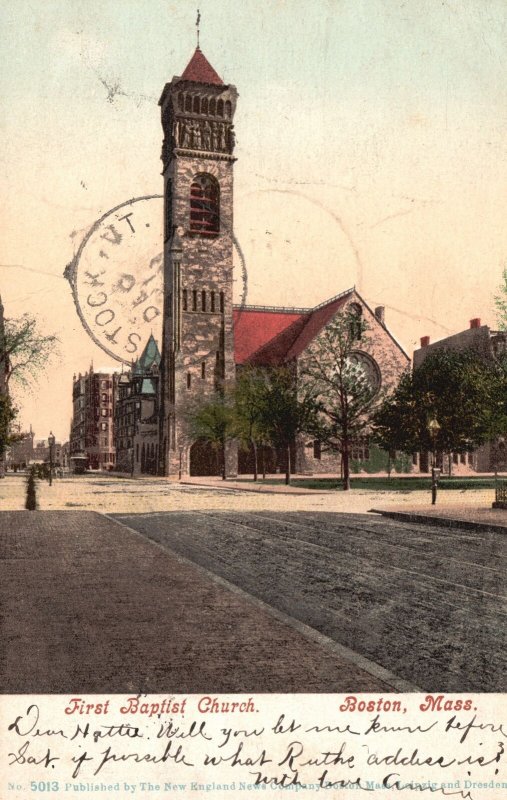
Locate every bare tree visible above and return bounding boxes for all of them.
[300,309,381,490]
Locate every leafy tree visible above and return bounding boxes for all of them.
[188,392,235,480]
[1,313,59,388]
[372,349,496,464]
[0,393,18,476]
[484,353,507,473]
[234,366,270,481]
[256,365,319,485]
[494,265,507,330]
[300,308,382,490]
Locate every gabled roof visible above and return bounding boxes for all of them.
[233,308,309,365]
[181,47,224,86]
[133,334,161,375]
[233,289,355,366]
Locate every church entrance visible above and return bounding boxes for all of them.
[189,439,220,476]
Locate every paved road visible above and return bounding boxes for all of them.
[114,509,507,692]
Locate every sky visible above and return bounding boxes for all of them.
[1,0,507,441]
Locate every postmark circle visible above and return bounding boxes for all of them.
[65,195,248,366]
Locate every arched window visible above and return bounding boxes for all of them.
[225,100,232,118]
[187,372,191,389]
[182,289,188,311]
[192,289,197,311]
[185,94,192,112]
[217,99,224,117]
[190,174,220,235]
[209,98,216,115]
[178,93,184,111]
[210,291,215,312]
[219,291,224,313]
[201,290,206,311]
[348,303,363,341]
[201,97,208,114]
[193,95,200,113]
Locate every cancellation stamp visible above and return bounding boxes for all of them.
[65,195,247,365]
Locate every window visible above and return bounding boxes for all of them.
[193,96,200,113]
[190,174,219,235]
[313,440,321,460]
[201,362,206,379]
[182,289,188,311]
[217,99,224,117]
[185,94,192,112]
[201,97,208,114]
[348,303,363,341]
[210,291,215,312]
[192,289,197,311]
[202,290,206,311]
[187,372,191,389]
[209,98,216,115]
[101,422,107,431]
[178,93,184,111]
[219,291,224,313]
[351,437,370,461]
[101,409,107,417]
[225,100,232,118]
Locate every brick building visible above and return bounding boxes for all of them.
[157,47,410,478]
[413,318,507,473]
[6,425,35,469]
[115,335,161,475]
[69,366,119,471]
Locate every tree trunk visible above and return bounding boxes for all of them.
[343,445,351,491]
[285,444,291,485]
[251,439,258,482]
[448,453,452,477]
[261,445,266,480]
[387,452,392,480]
[221,440,226,481]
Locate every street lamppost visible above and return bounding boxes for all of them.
[427,418,441,505]
[48,431,55,487]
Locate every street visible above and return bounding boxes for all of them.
[114,507,507,693]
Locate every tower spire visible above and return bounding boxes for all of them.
[196,9,201,49]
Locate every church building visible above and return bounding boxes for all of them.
[158,47,409,478]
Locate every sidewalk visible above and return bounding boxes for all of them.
[0,510,400,693]
[372,504,507,534]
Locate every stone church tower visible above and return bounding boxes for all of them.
[158,47,238,477]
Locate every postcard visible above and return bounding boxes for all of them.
[1,1,505,797]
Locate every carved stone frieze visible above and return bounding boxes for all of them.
[172,117,235,155]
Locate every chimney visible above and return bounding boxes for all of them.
[420,336,430,348]
[374,306,385,324]
[470,318,481,329]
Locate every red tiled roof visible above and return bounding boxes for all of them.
[286,293,351,359]
[181,48,224,85]
[233,309,308,365]
[233,290,355,366]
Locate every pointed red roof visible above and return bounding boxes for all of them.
[181,47,224,85]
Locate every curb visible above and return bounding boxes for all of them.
[369,508,507,535]
[180,480,316,495]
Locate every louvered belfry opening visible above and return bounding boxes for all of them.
[190,174,220,235]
